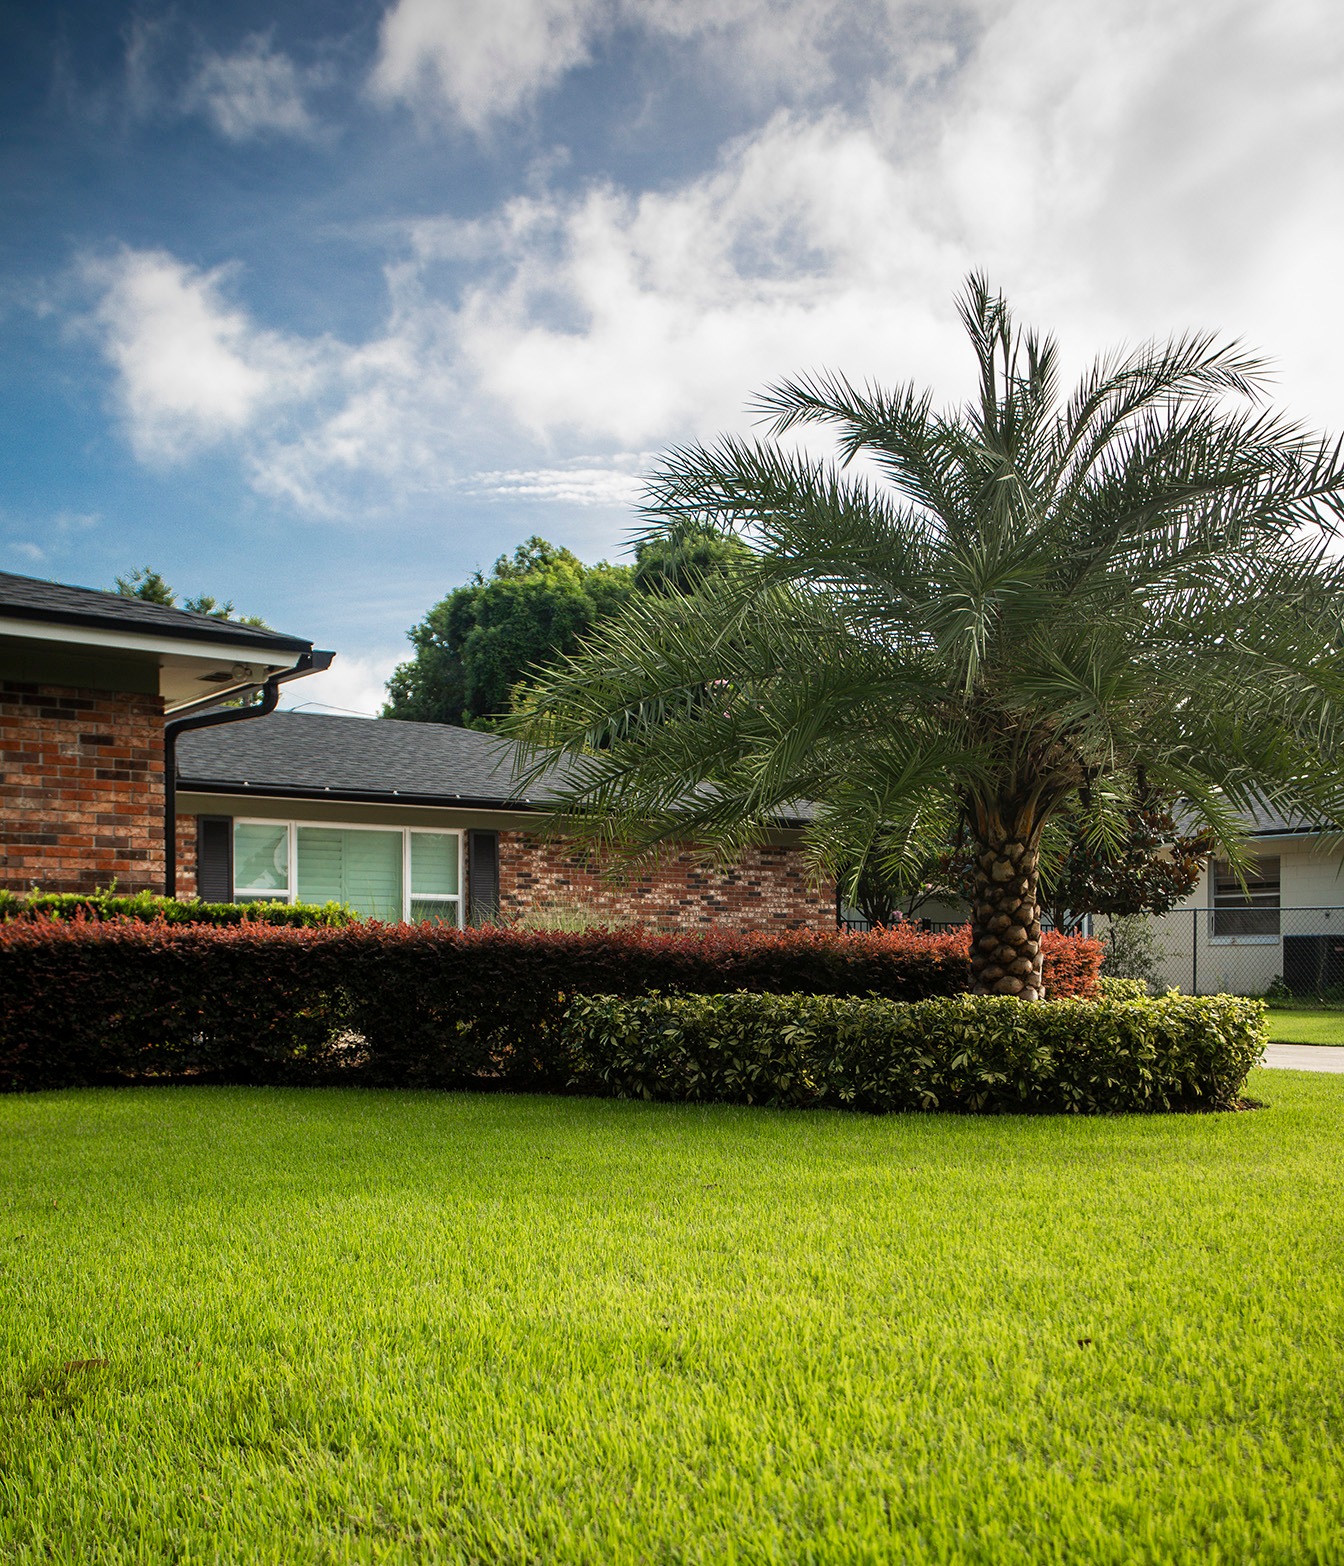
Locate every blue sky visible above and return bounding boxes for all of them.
[3,0,1343,714]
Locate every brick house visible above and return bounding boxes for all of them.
[2,570,833,930]
[0,570,326,896]
[175,711,831,931]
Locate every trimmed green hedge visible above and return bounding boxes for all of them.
[0,890,352,927]
[561,992,1267,1114]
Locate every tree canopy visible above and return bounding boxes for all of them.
[511,275,1344,998]
[382,539,635,727]
[383,530,747,728]
[113,567,269,627]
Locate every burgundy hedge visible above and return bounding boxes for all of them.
[0,918,1101,1092]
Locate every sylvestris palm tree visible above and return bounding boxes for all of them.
[511,277,1344,998]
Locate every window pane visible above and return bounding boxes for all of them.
[295,827,344,906]
[411,897,459,926]
[411,832,459,896]
[296,827,403,920]
[343,831,404,920]
[234,822,289,894]
[1212,855,1280,937]
[1213,907,1281,937]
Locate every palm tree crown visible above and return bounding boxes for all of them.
[511,276,1344,997]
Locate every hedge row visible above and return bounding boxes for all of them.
[0,890,352,926]
[563,991,1266,1114]
[0,918,1100,1091]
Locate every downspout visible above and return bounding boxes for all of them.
[163,649,335,898]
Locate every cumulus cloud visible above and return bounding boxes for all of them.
[84,0,1344,515]
[184,34,320,141]
[368,0,977,129]
[278,650,402,717]
[82,249,328,464]
[371,0,604,130]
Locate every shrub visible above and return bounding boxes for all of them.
[0,889,352,927]
[1098,914,1164,989]
[508,899,625,933]
[1099,975,1151,1001]
[561,991,1266,1114]
[0,918,1100,1092]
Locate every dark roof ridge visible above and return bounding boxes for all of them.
[0,569,311,652]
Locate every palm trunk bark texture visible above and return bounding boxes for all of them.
[969,831,1045,1000]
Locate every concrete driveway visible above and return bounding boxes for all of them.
[1262,1044,1344,1073]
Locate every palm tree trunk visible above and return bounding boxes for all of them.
[968,831,1045,999]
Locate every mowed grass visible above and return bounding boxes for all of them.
[1264,1005,1344,1045]
[1,1075,1342,1565]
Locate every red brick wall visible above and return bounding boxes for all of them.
[496,830,833,931]
[175,812,198,900]
[0,683,166,895]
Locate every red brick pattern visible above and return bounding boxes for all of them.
[175,812,198,901]
[0,683,166,895]
[496,830,833,931]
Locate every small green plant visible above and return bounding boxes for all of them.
[1098,974,1150,1000]
[0,888,352,927]
[510,899,624,933]
[1098,914,1163,990]
[1264,975,1292,1001]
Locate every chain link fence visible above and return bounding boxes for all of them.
[1109,907,1344,998]
[840,906,1344,1000]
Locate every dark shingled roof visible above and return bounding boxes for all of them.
[1244,800,1325,836]
[0,570,311,654]
[177,710,567,807]
[177,710,814,825]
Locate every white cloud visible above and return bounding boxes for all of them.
[8,541,46,564]
[82,249,328,464]
[463,460,649,507]
[277,650,401,717]
[84,0,1344,516]
[367,0,966,130]
[185,34,320,142]
[371,0,604,131]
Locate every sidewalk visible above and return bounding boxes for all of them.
[1262,1044,1344,1074]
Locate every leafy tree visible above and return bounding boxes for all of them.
[115,567,176,605]
[114,568,269,627]
[631,527,750,596]
[886,795,1212,932]
[384,529,747,728]
[511,275,1344,999]
[1036,798,1210,932]
[383,539,636,727]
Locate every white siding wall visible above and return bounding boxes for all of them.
[1142,836,1344,994]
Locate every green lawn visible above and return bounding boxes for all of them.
[1264,1005,1344,1045]
[2,1077,1342,1565]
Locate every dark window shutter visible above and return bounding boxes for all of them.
[468,830,500,926]
[196,817,233,904]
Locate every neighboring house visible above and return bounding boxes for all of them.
[1140,804,1344,996]
[1,569,832,931]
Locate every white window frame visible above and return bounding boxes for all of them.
[232,818,465,927]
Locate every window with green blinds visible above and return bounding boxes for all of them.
[233,822,290,900]
[231,821,462,924]
[296,828,403,921]
[409,832,460,924]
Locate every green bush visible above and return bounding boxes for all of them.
[1097,913,1164,989]
[561,991,1266,1114]
[1098,975,1151,1000]
[0,889,352,927]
